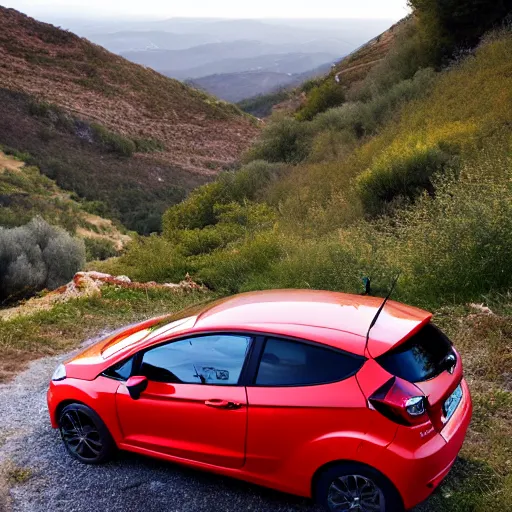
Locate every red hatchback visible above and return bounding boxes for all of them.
[47,290,472,512]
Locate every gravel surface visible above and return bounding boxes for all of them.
[0,342,322,512]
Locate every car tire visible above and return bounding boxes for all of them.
[315,462,405,512]
[58,403,116,464]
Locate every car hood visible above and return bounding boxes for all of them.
[64,314,199,380]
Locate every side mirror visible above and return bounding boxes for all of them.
[126,376,148,400]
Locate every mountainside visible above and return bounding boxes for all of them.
[0,7,258,233]
[189,72,298,103]
[267,19,406,116]
[192,63,333,104]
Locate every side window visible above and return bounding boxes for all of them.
[140,334,252,385]
[256,338,364,387]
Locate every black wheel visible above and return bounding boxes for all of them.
[58,403,115,464]
[315,462,404,512]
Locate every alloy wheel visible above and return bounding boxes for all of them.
[327,474,385,511]
[60,409,103,461]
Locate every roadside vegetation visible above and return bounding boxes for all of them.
[0,218,85,304]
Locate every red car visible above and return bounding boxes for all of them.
[47,290,472,512]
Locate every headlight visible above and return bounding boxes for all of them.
[51,363,67,381]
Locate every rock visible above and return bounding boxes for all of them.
[469,303,495,315]
[115,275,132,283]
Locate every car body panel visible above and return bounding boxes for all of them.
[63,290,432,380]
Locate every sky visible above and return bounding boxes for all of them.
[2,0,410,20]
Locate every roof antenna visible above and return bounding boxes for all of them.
[365,273,401,356]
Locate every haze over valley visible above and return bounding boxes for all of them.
[44,16,396,102]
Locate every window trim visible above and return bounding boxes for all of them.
[249,335,366,388]
[132,332,256,387]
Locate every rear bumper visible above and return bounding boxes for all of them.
[384,378,472,510]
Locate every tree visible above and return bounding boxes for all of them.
[409,0,512,52]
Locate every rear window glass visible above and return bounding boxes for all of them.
[256,338,364,387]
[376,324,453,383]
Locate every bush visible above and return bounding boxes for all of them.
[91,123,136,157]
[163,161,283,234]
[84,237,119,261]
[296,81,345,121]
[350,21,437,102]
[97,235,188,283]
[356,143,454,215]
[244,115,313,163]
[385,149,512,306]
[0,218,85,302]
[197,232,283,292]
[409,0,512,52]
[133,138,165,153]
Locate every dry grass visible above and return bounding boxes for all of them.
[416,304,512,511]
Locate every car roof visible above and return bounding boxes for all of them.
[188,290,432,357]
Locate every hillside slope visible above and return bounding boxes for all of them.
[270,18,406,116]
[0,7,258,232]
[0,150,130,258]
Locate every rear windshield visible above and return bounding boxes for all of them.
[376,324,453,383]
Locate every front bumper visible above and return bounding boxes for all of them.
[384,378,472,510]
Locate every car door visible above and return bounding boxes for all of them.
[115,333,252,469]
[244,336,368,474]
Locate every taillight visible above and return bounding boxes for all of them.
[369,376,429,426]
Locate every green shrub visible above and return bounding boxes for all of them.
[91,123,136,157]
[387,152,512,307]
[163,161,283,235]
[163,182,227,233]
[197,232,283,292]
[350,21,437,102]
[296,81,345,121]
[177,224,245,257]
[356,143,454,215]
[320,68,436,138]
[98,235,188,283]
[84,237,119,261]
[244,115,313,163]
[0,217,85,303]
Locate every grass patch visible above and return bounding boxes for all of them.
[6,465,33,485]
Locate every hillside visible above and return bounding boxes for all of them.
[0,7,258,232]
[189,63,333,103]
[0,150,130,259]
[266,19,406,117]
